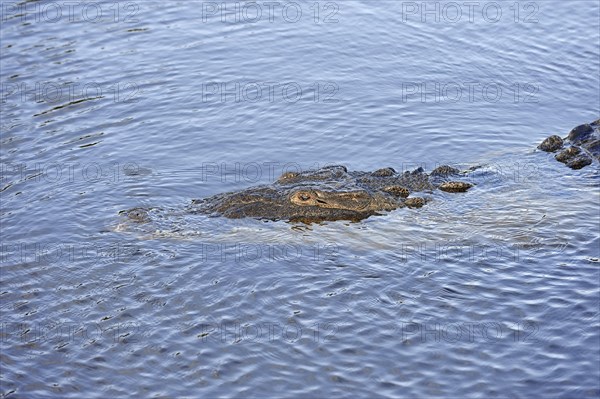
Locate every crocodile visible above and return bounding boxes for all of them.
[185,164,473,223]
[123,120,599,224]
[538,119,600,169]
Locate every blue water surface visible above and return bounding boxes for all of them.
[1,1,599,397]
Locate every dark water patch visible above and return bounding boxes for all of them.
[33,97,103,117]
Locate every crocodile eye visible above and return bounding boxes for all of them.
[298,193,311,201]
[281,172,299,180]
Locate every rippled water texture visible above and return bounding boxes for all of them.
[1,1,599,397]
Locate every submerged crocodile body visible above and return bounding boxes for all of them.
[188,165,473,223]
[538,119,600,169]
[123,120,598,224]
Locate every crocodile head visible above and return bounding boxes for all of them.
[188,165,446,222]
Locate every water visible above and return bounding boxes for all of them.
[1,0,599,397]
